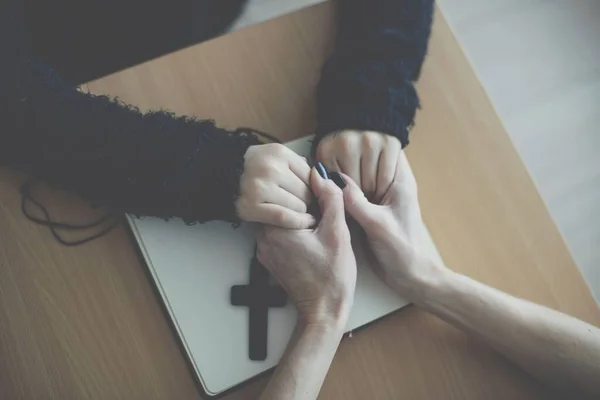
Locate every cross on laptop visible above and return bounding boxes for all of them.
[230,248,287,361]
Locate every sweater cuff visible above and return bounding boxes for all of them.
[315,104,413,149]
[171,126,260,225]
[314,67,419,150]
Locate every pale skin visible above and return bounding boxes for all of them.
[256,168,356,400]
[236,131,400,229]
[316,130,402,202]
[256,151,600,399]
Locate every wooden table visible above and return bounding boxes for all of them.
[1,3,598,399]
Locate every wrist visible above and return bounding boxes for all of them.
[389,259,454,305]
[298,295,352,333]
[297,313,348,338]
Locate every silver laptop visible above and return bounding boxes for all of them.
[128,135,443,396]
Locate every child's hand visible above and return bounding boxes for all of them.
[237,144,315,229]
[316,131,402,202]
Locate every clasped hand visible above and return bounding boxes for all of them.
[236,130,403,229]
[256,149,437,326]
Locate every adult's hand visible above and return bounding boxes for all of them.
[257,166,356,400]
[237,144,315,229]
[316,131,402,202]
[256,166,356,325]
[343,153,600,398]
[341,151,440,297]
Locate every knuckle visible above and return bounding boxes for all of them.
[362,133,380,151]
[340,136,355,155]
[272,209,291,227]
[255,163,280,180]
[267,143,287,158]
[266,168,281,182]
[247,179,268,199]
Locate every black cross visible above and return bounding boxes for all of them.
[230,249,287,361]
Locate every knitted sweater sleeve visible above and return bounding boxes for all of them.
[315,0,434,148]
[0,0,259,224]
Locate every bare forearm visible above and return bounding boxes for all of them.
[402,266,600,395]
[260,320,345,400]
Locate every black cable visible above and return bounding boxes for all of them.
[21,180,121,246]
[19,127,280,246]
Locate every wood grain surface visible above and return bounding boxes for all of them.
[0,3,597,399]
[439,0,600,301]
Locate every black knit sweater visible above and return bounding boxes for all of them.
[0,0,433,224]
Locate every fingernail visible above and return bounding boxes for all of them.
[315,162,329,179]
[329,172,346,189]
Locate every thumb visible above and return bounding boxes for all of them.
[310,167,345,226]
[340,173,380,229]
